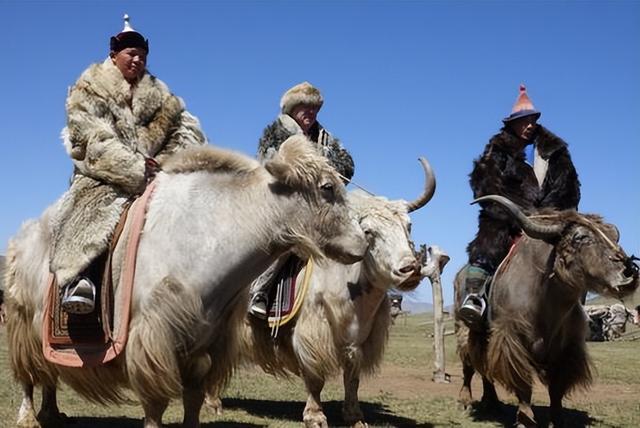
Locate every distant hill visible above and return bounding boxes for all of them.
[397,293,434,314]
[402,300,433,314]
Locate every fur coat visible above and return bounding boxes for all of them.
[51,58,206,286]
[257,114,354,181]
[466,125,581,271]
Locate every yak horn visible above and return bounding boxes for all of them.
[471,195,563,240]
[407,157,436,213]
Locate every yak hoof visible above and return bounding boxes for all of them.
[458,388,473,410]
[204,396,223,416]
[303,411,328,428]
[343,405,365,426]
[515,409,537,428]
[17,412,41,428]
[478,396,501,415]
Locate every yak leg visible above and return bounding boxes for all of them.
[342,357,367,428]
[548,382,566,428]
[514,387,536,428]
[17,382,40,428]
[37,384,67,428]
[182,386,205,428]
[302,371,328,428]
[182,352,212,427]
[458,360,475,409]
[479,377,500,411]
[141,398,169,428]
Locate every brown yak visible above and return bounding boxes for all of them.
[454,195,639,428]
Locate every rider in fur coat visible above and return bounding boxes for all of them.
[458,85,581,330]
[51,16,206,314]
[249,82,354,318]
[257,82,354,182]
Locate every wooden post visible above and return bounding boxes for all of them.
[421,244,451,383]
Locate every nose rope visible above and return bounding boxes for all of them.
[339,174,376,196]
[581,217,620,252]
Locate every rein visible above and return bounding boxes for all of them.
[339,174,376,196]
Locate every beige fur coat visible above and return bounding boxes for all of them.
[51,58,206,286]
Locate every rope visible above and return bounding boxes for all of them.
[339,174,376,196]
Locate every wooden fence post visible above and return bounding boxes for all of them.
[421,244,451,383]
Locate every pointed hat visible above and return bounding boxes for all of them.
[503,84,541,123]
[110,14,149,53]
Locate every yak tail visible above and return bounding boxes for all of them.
[5,239,59,388]
[359,295,391,376]
[485,315,536,395]
[126,276,209,405]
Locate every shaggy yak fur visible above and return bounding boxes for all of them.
[224,190,425,428]
[206,154,436,428]
[5,136,366,428]
[455,206,639,427]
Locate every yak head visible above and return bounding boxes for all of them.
[348,157,436,291]
[264,135,367,265]
[474,195,639,300]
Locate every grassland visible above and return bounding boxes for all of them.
[1,309,639,427]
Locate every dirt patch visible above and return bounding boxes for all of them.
[359,361,640,404]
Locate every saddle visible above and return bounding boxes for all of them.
[262,255,314,336]
[42,181,157,367]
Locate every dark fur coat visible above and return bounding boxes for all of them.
[467,125,581,271]
[257,114,354,181]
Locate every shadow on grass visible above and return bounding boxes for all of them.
[222,397,435,427]
[65,416,263,427]
[467,401,601,428]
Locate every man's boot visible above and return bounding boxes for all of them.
[61,277,96,315]
[457,265,490,331]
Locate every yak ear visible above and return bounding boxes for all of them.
[264,157,294,186]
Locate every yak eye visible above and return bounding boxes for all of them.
[572,230,592,246]
[320,182,334,193]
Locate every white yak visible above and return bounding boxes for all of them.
[211,157,436,428]
[4,136,367,428]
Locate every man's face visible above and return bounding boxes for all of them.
[508,115,538,141]
[111,47,147,83]
[291,104,320,134]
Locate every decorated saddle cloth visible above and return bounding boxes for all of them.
[264,255,314,332]
[42,181,157,368]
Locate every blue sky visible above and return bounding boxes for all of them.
[1,1,638,305]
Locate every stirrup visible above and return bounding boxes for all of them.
[458,294,486,331]
[61,278,96,315]
[248,292,268,319]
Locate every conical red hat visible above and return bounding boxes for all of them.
[503,84,541,122]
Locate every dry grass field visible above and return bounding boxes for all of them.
[1,301,639,428]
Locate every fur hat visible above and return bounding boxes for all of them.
[503,84,541,123]
[280,82,324,115]
[110,14,149,54]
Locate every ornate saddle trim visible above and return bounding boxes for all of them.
[42,180,158,367]
[268,257,314,334]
